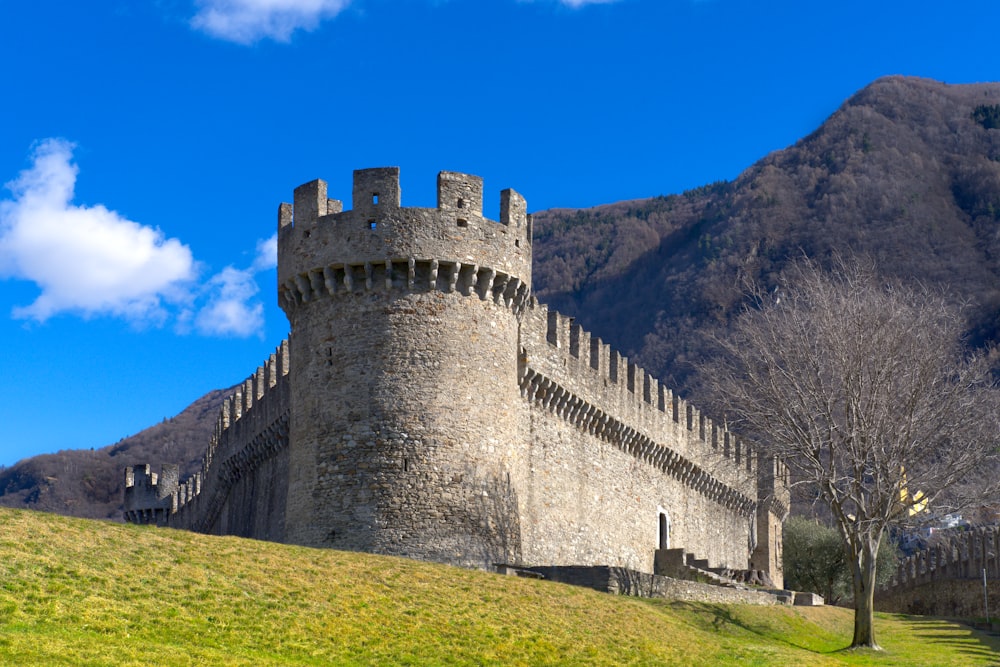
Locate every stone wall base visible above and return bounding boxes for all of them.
[517,565,782,606]
[878,579,1000,618]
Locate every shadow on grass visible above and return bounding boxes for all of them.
[893,616,1000,661]
[665,601,840,653]
[666,601,1000,661]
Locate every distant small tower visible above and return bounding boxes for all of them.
[123,464,180,526]
[277,168,531,566]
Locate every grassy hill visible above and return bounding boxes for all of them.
[0,507,997,666]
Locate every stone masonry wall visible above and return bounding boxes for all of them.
[877,525,1000,617]
[125,168,784,585]
[524,566,779,605]
[277,169,531,568]
[878,579,1000,618]
[124,341,291,538]
[516,299,758,572]
[520,302,757,499]
[280,290,524,567]
[518,406,752,571]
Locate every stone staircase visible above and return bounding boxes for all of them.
[491,551,824,607]
[654,548,821,606]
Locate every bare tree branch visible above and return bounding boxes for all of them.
[705,257,1000,649]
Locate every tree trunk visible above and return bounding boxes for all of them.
[850,538,882,649]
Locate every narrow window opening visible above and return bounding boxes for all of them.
[404,458,409,472]
[457,218,468,228]
[457,197,465,209]
[368,219,377,230]
[372,193,379,205]
[515,239,520,247]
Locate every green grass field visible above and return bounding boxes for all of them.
[0,507,996,665]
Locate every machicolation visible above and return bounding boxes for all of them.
[125,167,789,586]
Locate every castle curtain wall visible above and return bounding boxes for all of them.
[209,433,289,541]
[514,302,758,572]
[518,407,751,571]
[125,343,291,540]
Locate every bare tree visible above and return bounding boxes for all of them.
[707,259,1000,649]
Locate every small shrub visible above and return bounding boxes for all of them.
[783,517,897,604]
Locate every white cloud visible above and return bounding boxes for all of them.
[0,139,275,338]
[0,139,196,324]
[195,265,265,337]
[253,232,278,271]
[192,233,277,337]
[191,0,352,44]
[189,0,622,44]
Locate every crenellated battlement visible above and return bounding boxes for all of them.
[122,463,179,524]
[281,168,531,233]
[124,341,291,528]
[202,340,290,471]
[277,168,532,316]
[882,526,1000,592]
[520,298,757,498]
[876,525,1000,617]
[755,455,791,518]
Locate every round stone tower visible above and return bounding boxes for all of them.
[277,167,532,567]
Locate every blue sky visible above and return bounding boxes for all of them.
[1,0,998,467]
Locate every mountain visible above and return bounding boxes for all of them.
[5,75,1000,518]
[532,76,1000,392]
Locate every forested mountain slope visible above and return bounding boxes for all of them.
[532,76,1000,392]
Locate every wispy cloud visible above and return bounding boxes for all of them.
[252,233,278,272]
[190,0,623,44]
[195,266,265,336]
[193,233,277,337]
[0,140,275,338]
[191,0,353,44]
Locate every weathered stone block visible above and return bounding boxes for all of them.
[793,591,824,606]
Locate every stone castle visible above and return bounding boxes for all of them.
[124,168,789,586]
